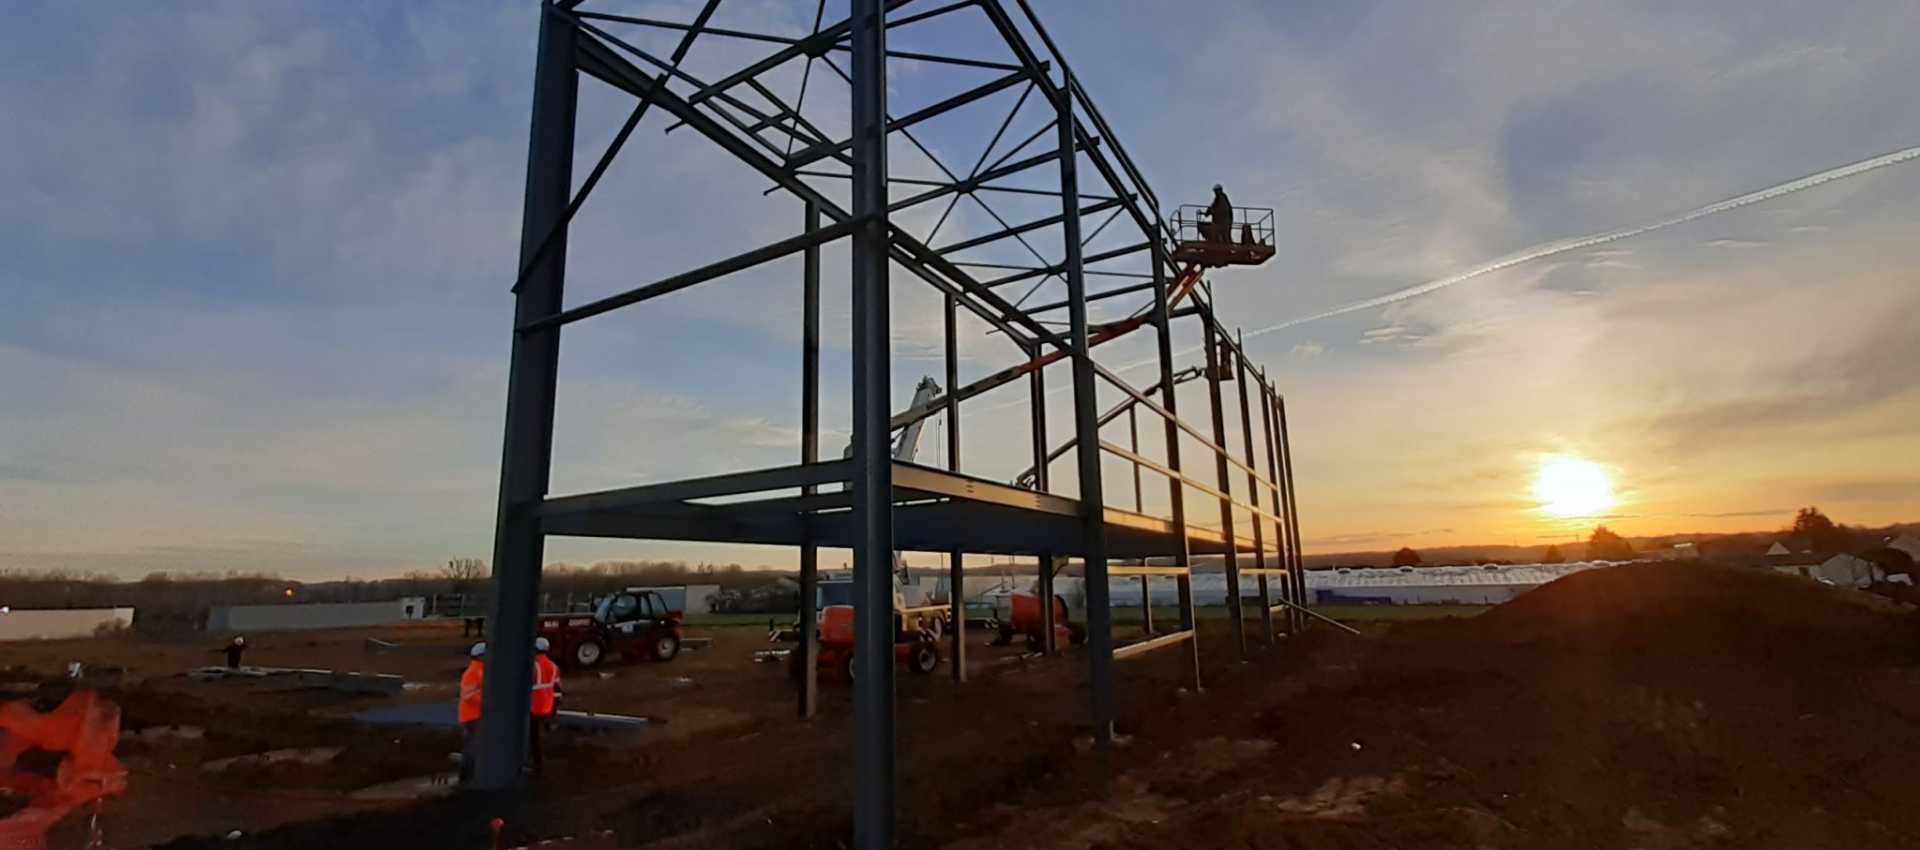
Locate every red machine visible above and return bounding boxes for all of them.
[537,588,684,668]
[793,602,942,682]
[994,592,1085,650]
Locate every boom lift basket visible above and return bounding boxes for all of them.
[1170,204,1276,267]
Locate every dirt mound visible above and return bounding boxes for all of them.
[1466,563,1920,663]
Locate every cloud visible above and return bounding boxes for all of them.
[10,0,1920,577]
[1704,238,1767,248]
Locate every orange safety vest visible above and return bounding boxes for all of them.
[458,660,485,724]
[531,655,560,718]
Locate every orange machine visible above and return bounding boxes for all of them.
[995,593,1085,651]
[0,689,129,850]
[795,605,941,682]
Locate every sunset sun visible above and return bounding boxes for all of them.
[1532,455,1617,518]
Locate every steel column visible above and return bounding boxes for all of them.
[1233,331,1274,648]
[798,200,822,718]
[1257,374,1292,635]
[848,1,895,846]
[475,2,576,790]
[1026,341,1056,654]
[1128,406,1152,634]
[1149,248,1199,689]
[1201,312,1246,660]
[945,291,966,683]
[1278,396,1307,631]
[1057,75,1114,750]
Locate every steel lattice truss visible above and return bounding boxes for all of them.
[474,2,1314,845]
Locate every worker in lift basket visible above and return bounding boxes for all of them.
[529,637,562,773]
[1204,183,1234,243]
[458,641,486,782]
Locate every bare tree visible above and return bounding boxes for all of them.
[442,559,489,595]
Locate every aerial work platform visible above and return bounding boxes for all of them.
[1170,204,1277,267]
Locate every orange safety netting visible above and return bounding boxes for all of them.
[0,690,128,850]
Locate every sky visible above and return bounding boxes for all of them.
[3,1,1919,580]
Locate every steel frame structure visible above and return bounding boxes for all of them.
[476,2,1311,846]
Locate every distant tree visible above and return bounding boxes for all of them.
[1789,506,1851,554]
[1542,545,1566,564]
[1391,547,1422,567]
[441,558,489,595]
[1587,526,1634,561]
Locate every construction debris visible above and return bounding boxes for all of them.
[120,725,206,744]
[363,638,467,657]
[353,702,650,732]
[348,772,459,802]
[189,665,405,696]
[200,747,342,773]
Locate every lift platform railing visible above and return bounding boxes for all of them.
[1169,205,1276,250]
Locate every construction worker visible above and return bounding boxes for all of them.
[1205,183,1234,244]
[223,636,246,669]
[458,641,486,783]
[529,637,562,773]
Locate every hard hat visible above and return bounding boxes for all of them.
[233,636,245,646]
[1212,183,1223,192]
[534,637,551,652]
[470,641,487,658]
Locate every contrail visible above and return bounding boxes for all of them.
[1126,144,1920,369]
[979,143,1920,413]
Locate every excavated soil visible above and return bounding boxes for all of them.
[15,565,1920,849]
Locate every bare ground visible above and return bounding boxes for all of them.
[6,565,1918,849]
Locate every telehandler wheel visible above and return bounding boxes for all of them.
[574,639,604,668]
[653,634,680,661]
[908,641,940,676]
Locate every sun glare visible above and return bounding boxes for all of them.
[1532,454,1616,518]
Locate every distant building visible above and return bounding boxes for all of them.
[1886,534,1920,562]
[1809,554,1881,589]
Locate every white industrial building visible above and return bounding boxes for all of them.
[926,561,1616,609]
[1304,562,1612,605]
[206,597,427,633]
[0,608,136,641]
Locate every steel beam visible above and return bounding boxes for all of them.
[1145,248,1200,690]
[1025,338,1056,654]
[520,217,861,332]
[934,197,1124,257]
[1057,77,1115,751]
[978,241,1149,288]
[683,0,904,107]
[1020,278,1156,315]
[535,461,850,518]
[789,66,1039,168]
[571,30,1039,348]
[1257,374,1292,636]
[1108,565,1190,577]
[1278,396,1308,632]
[945,288,966,684]
[1112,628,1194,661]
[1201,316,1246,661]
[799,200,822,719]
[476,2,576,790]
[847,1,895,846]
[1234,331,1274,648]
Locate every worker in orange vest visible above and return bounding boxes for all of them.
[529,637,562,773]
[458,641,485,782]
